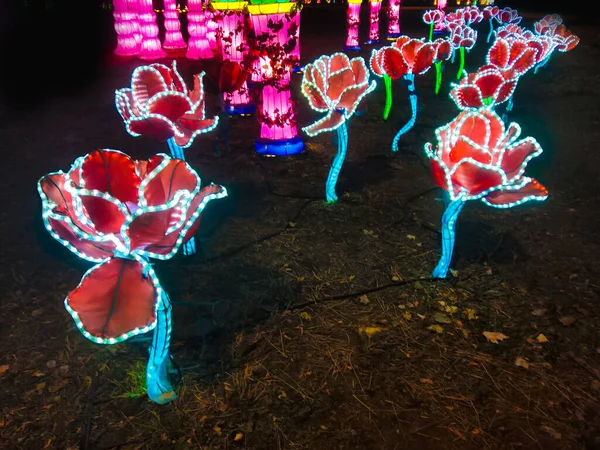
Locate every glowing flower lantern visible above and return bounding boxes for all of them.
[115,62,219,254]
[38,150,228,403]
[486,38,538,77]
[534,21,579,73]
[186,0,214,59]
[162,0,187,50]
[370,37,435,151]
[367,0,383,44]
[449,23,477,80]
[432,38,452,94]
[494,7,521,27]
[138,0,167,60]
[113,0,139,56]
[423,9,445,42]
[534,14,563,35]
[483,6,499,43]
[494,23,528,40]
[387,0,402,40]
[301,53,376,202]
[424,109,548,278]
[247,0,304,156]
[345,0,362,51]
[449,65,517,110]
[211,0,254,115]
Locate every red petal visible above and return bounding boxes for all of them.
[393,36,411,50]
[46,215,116,260]
[146,93,193,123]
[302,77,329,110]
[303,111,345,136]
[484,178,548,206]
[476,71,504,98]
[495,79,516,104]
[65,258,157,341]
[327,68,355,103]
[383,47,409,80]
[149,63,173,86]
[128,115,177,142]
[81,150,141,204]
[142,158,199,206]
[500,138,540,180]
[79,194,128,235]
[39,173,74,215]
[430,159,449,192]
[451,161,503,196]
[338,83,370,115]
[174,116,218,147]
[132,67,169,110]
[488,38,510,69]
[135,154,165,181]
[370,50,384,76]
[181,184,228,244]
[449,137,492,165]
[401,40,422,68]
[451,85,484,109]
[329,53,352,73]
[456,113,490,148]
[350,57,367,85]
[412,44,435,74]
[510,45,537,76]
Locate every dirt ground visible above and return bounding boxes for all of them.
[1,3,600,450]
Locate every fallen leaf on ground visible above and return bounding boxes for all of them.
[515,357,529,369]
[0,365,8,377]
[407,234,416,240]
[541,425,561,439]
[433,313,452,324]
[359,295,369,305]
[559,316,576,326]
[358,326,382,337]
[483,331,509,344]
[299,311,311,320]
[234,433,243,441]
[532,309,547,316]
[537,334,549,343]
[420,378,434,384]
[427,325,444,334]
[464,309,478,320]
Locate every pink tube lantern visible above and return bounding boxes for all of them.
[345,0,362,51]
[367,0,382,44]
[434,0,447,33]
[138,0,166,59]
[113,0,139,56]
[387,0,401,40]
[248,2,304,156]
[163,0,187,50]
[186,0,213,59]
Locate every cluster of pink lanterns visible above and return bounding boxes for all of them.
[345,0,402,51]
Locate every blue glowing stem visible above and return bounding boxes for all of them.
[432,197,466,279]
[167,138,195,255]
[534,55,551,74]
[146,290,177,404]
[506,96,514,112]
[391,74,417,153]
[487,19,494,43]
[451,50,456,64]
[325,120,348,203]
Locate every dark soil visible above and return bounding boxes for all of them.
[1,3,599,450]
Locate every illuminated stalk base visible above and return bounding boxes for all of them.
[391,73,416,153]
[255,137,305,156]
[146,290,177,404]
[487,19,494,43]
[325,119,348,203]
[383,74,393,121]
[456,47,466,80]
[167,138,195,256]
[225,103,256,116]
[432,197,465,279]
[434,61,443,94]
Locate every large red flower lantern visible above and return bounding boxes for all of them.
[424,109,548,278]
[38,150,228,403]
[449,65,517,110]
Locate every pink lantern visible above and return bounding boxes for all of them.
[345,0,362,51]
[367,0,382,44]
[162,0,187,50]
[387,0,401,40]
[138,0,166,60]
[434,0,447,33]
[248,2,304,156]
[186,0,214,59]
[113,0,139,56]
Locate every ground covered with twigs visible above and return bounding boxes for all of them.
[1,5,600,450]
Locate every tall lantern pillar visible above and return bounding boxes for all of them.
[113,0,139,56]
[248,1,304,156]
[163,0,187,50]
[187,0,214,58]
[344,0,362,51]
[138,0,167,59]
[366,0,382,44]
[211,1,254,115]
[387,0,401,40]
[434,0,447,34]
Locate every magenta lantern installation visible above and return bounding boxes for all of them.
[163,0,187,50]
[138,0,167,60]
[366,0,382,44]
[345,0,362,51]
[387,0,401,40]
[113,0,139,56]
[248,1,304,156]
[186,0,214,59]
[434,0,447,34]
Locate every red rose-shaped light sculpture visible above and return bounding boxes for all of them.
[423,9,445,40]
[450,65,517,110]
[38,150,228,403]
[486,37,538,77]
[301,53,376,202]
[424,109,548,278]
[495,7,521,26]
[534,14,563,35]
[450,23,477,79]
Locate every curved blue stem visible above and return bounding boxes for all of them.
[167,138,195,256]
[534,55,551,74]
[325,120,348,203]
[146,290,177,404]
[451,50,456,64]
[432,197,466,279]
[506,96,514,112]
[391,74,417,153]
[487,19,494,43]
